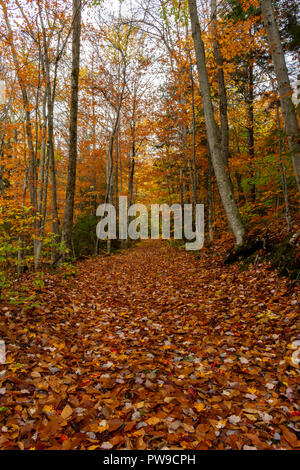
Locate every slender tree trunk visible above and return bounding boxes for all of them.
[61,0,82,256]
[179,169,184,208]
[106,132,114,255]
[207,153,214,242]
[276,103,292,231]
[235,171,245,203]
[128,140,136,208]
[185,26,198,206]
[246,63,256,202]
[188,0,245,245]
[120,144,123,195]
[260,0,300,192]
[2,6,42,268]
[190,70,198,205]
[210,0,230,171]
[183,123,198,210]
[182,166,190,205]
[233,129,246,203]
[47,93,60,235]
[3,8,37,211]
[38,5,60,265]
[114,130,119,208]
[126,142,135,249]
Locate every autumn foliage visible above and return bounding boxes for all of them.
[0,0,299,453]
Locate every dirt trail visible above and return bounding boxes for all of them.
[0,241,299,450]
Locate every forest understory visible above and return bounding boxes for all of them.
[0,240,299,451]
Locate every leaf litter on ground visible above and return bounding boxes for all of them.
[0,241,299,450]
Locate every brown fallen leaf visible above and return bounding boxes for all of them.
[108,419,124,432]
[61,404,73,420]
[280,425,300,448]
[245,433,271,450]
[135,437,147,450]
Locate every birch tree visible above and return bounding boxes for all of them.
[187,0,245,245]
[260,0,300,193]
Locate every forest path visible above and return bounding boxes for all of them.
[1,241,299,450]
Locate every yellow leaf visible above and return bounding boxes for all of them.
[146,417,161,426]
[195,403,205,412]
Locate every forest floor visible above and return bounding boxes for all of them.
[0,240,299,450]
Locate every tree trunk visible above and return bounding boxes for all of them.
[188,0,245,245]
[61,0,82,256]
[210,0,230,172]
[126,143,135,250]
[276,102,292,231]
[3,7,37,210]
[185,25,198,207]
[207,152,214,242]
[246,63,256,202]
[260,0,300,192]
[128,141,136,209]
